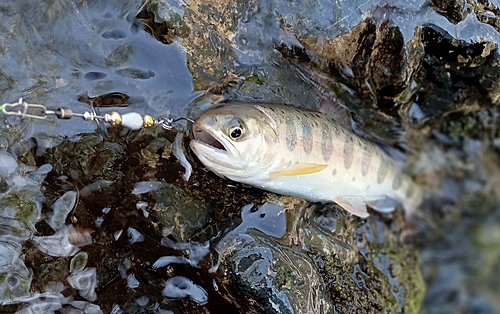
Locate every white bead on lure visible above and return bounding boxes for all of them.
[189,104,422,218]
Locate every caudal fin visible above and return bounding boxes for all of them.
[402,177,459,241]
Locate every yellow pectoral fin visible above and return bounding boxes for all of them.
[270,163,328,177]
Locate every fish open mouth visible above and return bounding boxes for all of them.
[193,125,226,151]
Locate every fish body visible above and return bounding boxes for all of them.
[189,104,421,218]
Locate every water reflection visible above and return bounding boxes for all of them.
[46,191,78,232]
[70,252,89,274]
[0,149,47,308]
[66,267,97,301]
[162,276,208,305]
[154,237,209,269]
[127,227,145,243]
[32,225,91,257]
[0,0,197,139]
[0,241,32,302]
[0,0,198,310]
[0,0,499,312]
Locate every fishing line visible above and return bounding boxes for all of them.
[1,98,194,131]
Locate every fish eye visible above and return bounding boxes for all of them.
[228,126,244,141]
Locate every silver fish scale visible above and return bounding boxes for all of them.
[191,103,423,218]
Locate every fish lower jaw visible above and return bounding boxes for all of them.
[190,140,228,154]
[190,141,242,173]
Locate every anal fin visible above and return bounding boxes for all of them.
[334,196,369,218]
[365,196,397,213]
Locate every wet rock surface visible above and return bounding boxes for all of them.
[0,0,500,313]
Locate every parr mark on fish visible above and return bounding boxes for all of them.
[286,115,297,151]
[321,124,333,162]
[343,135,354,169]
[406,185,415,198]
[361,145,372,176]
[392,173,403,190]
[377,157,389,184]
[302,120,313,155]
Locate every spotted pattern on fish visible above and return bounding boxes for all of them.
[254,104,277,131]
[392,173,402,190]
[331,124,342,137]
[406,185,414,198]
[302,120,313,155]
[377,156,389,184]
[285,115,297,151]
[321,124,333,162]
[343,135,354,169]
[361,145,372,176]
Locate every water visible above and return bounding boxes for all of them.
[1,0,500,313]
[0,0,196,139]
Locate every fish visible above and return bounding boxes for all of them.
[189,104,422,218]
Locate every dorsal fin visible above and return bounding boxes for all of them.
[318,98,354,132]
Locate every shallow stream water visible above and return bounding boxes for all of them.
[0,0,499,313]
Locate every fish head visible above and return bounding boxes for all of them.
[190,105,279,180]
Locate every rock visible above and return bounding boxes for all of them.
[1,0,500,313]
